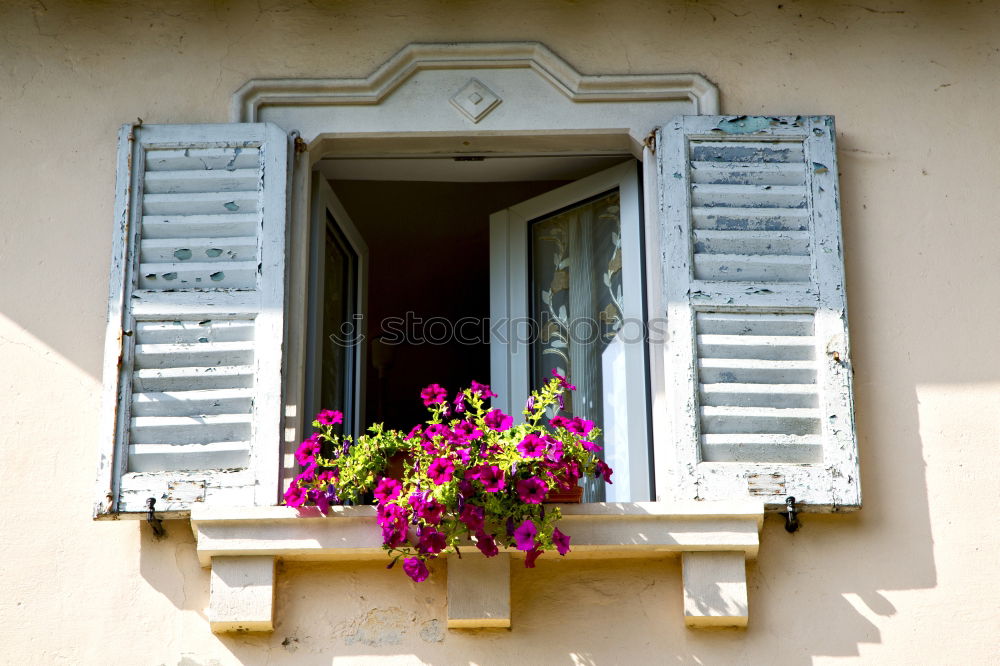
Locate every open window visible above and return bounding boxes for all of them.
[489,162,651,502]
[306,155,646,483]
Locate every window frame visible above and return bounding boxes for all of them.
[488,160,654,502]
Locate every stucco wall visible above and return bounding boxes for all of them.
[1,0,998,663]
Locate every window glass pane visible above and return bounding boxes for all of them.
[320,212,358,436]
[531,190,622,501]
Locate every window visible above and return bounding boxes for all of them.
[96,44,858,520]
[489,161,651,502]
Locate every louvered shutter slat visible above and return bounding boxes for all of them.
[660,115,859,510]
[96,123,287,517]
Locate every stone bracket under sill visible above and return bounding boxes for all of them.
[190,500,764,632]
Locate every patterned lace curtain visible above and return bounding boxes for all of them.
[531,190,623,501]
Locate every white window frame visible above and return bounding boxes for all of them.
[489,161,652,501]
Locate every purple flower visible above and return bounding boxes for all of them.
[470,380,497,398]
[483,408,513,431]
[470,464,506,492]
[512,519,538,551]
[580,440,602,453]
[594,460,614,483]
[455,447,471,465]
[406,425,424,440]
[544,437,564,462]
[377,502,407,528]
[517,433,547,458]
[420,383,448,406]
[310,488,330,515]
[427,457,455,485]
[283,482,307,508]
[453,391,466,413]
[294,462,318,484]
[409,493,446,524]
[381,521,408,548]
[425,423,449,439]
[453,421,483,441]
[373,477,402,503]
[524,548,543,568]
[459,504,485,531]
[549,415,570,430]
[457,480,474,497]
[402,557,429,582]
[551,368,577,391]
[294,434,320,465]
[552,527,571,556]
[475,531,499,557]
[567,417,595,436]
[417,528,447,555]
[316,409,343,425]
[516,477,548,504]
[525,395,535,411]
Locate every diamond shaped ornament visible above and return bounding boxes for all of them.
[450,78,501,124]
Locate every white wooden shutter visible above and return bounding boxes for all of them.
[659,115,859,510]
[95,123,289,518]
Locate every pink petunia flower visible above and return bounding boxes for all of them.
[524,548,543,568]
[551,368,577,391]
[453,420,483,441]
[283,482,307,508]
[475,531,499,557]
[483,408,513,431]
[517,433,547,458]
[427,457,455,485]
[459,504,485,531]
[516,477,548,504]
[512,519,538,551]
[566,417,595,436]
[469,464,506,492]
[417,528,447,555]
[470,380,497,398]
[294,434,320,466]
[402,557,429,582]
[316,409,344,425]
[420,383,448,406]
[552,527,571,556]
[373,477,402,503]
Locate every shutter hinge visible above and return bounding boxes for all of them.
[781,496,800,533]
[294,135,307,155]
[146,497,166,538]
[643,130,657,154]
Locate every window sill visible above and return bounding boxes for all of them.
[191,500,764,632]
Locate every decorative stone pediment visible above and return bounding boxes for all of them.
[232,42,718,148]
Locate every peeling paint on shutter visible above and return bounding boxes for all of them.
[96,123,288,518]
[658,116,860,511]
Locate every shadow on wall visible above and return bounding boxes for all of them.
[138,519,210,618]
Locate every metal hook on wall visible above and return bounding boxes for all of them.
[781,496,800,533]
[146,497,166,538]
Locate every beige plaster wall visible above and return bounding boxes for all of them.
[0,0,998,663]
